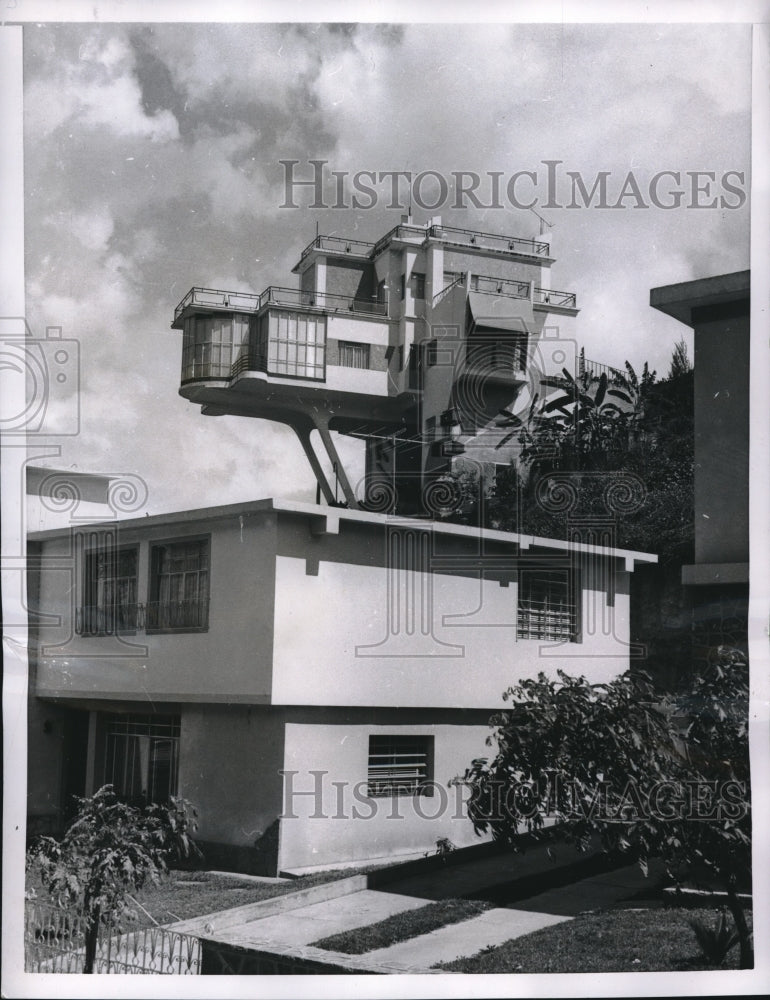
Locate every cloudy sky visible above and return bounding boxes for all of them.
[22,19,752,520]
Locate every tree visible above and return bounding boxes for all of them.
[28,785,202,973]
[668,338,693,379]
[459,649,752,967]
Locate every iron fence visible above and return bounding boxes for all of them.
[25,902,201,975]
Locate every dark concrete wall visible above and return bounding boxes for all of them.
[180,704,287,875]
[692,308,749,565]
[325,259,376,302]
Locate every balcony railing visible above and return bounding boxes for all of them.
[371,223,435,257]
[296,233,377,267]
[75,600,209,635]
[533,287,578,310]
[470,274,530,299]
[428,224,551,257]
[174,285,387,324]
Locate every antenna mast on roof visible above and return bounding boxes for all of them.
[529,207,553,236]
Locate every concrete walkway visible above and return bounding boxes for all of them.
[173,853,666,972]
[222,889,426,949]
[363,907,570,968]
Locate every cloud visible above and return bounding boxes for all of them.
[21,22,752,515]
[25,28,179,142]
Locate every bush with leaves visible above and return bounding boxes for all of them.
[27,785,201,973]
[458,648,751,967]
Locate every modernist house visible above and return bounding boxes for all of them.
[172,216,579,513]
[27,498,655,874]
[650,270,750,655]
[26,221,658,874]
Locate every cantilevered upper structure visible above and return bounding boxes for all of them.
[172,216,578,511]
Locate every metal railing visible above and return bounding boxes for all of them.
[432,271,466,305]
[470,274,530,299]
[75,600,209,635]
[578,356,624,381]
[371,223,433,257]
[174,285,387,323]
[25,901,201,975]
[296,233,376,266]
[173,287,261,322]
[533,287,578,309]
[428,224,550,257]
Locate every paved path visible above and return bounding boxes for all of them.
[222,889,426,949]
[364,907,570,967]
[185,855,665,971]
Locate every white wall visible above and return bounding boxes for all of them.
[278,719,492,870]
[271,550,634,708]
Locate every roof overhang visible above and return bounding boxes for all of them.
[650,270,750,326]
[28,497,658,570]
[467,291,534,333]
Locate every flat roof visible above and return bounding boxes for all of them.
[650,270,750,326]
[27,496,657,568]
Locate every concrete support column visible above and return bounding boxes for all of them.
[314,420,359,509]
[290,418,337,505]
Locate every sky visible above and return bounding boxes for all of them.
[21,19,752,522]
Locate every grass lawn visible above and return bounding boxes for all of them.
[312,899,493,954]
[26,864,387,929]
[438,906,753,973]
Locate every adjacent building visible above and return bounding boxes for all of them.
[650,270,750,655]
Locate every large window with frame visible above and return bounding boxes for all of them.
[147,538,209,632]
[78,545,139,636]
[367,735,434,797]
[181,313,250,382]
[104,713,180,805]
[517,569,578,642]
[266,310,326,379]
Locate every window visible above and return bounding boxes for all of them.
[78,545,139,635]
[267,311,326,380]
[339,341,371,369]
[104,713,180,805]
[412,272,426,299]
[517,570,578,642]
[367,735,434,797]
[466,334,527,374]
[400,274,405,300]
[147,538,209,632]
[181,314,249,382]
